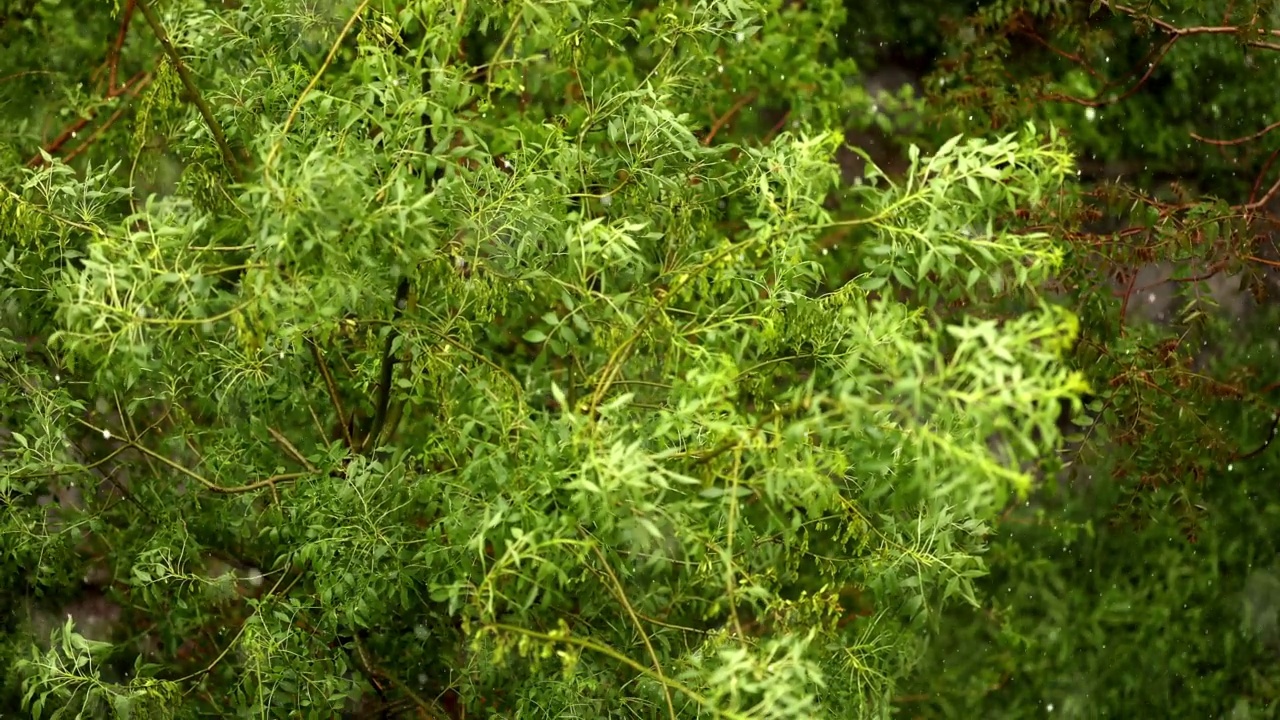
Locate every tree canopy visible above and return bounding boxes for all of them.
[3,1,1280,718]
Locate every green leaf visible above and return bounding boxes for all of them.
[918,250,935,283]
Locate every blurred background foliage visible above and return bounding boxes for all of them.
[853,1,1280,717]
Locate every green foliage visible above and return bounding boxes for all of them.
[848,2,1280,717]
[15,0,1280,717]
[928,0,1280,194]
[0,0,1089,717]
[906,446,1280,718]
[19,617,182,720]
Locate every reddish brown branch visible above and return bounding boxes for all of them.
[27,69,149,168]
[62,74,153,164]
[1116,268,1138,335]
[1133,261,1227,296]
[1016,28,1106,82]
[762,109,792,145]
[1244,147,1280,209]
[1245,254,1280,269]
[1108,1,1280,39]
[1192,119,1280,147]
[1041,35,1179,108]
[704,89,759,146]
[1042,2,1280,108]
[1245,173,1280,211]
[109,0,138,93]
[1,70,56,85]
[135,0,242,181]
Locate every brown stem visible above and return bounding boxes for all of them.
[109,0,138,92]
[704,89,759,145]
[1245,147,1280,208]
[350,634,449,719]
[308,338,355,450]
[1040,35,1179,108]
[268,426,318,473]
[1246,175,1280,211]
[1191,119,1280,147]
[761,109,792,145]
[75,418,305,494]
[62,74,153,163]
[134,0,242,181]
[1038,2,1280,109]
[360,279,411,453]
[27,69,149,167]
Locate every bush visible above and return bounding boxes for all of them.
[1,0,1089,717]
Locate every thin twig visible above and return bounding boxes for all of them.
[267,426,317,473]
[1245,254,1280,269]
[1132,260,1226,295]
[723,449,745,640]
[350,634,449,719]
[587,541,677,720]
[307,338,354,450]
[588,240,759,416]
[761,109,792,145]
[481,623,748,720]
[76,418,304,494]
[27,70,149,167]
[1235,413,1279,461]
[1191,119,1280,147]
[264,0,371,177]
[305,401,329,443]
[704,89,758,145]
[1040,35,1179,108]
[1246,147,1280,209]
[109,0,138,92]
[691,397,812,466]
[175,568,300,686]
[1246,173,1280,211]
[1107,1,1280,39]
[62,74,153,163]
[1040,1,1280,109]
[1016,29,1106,82]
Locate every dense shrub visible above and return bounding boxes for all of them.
[8,0,1280,717]
[1,0,1090,717]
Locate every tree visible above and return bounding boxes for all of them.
[1,0,1087,717]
